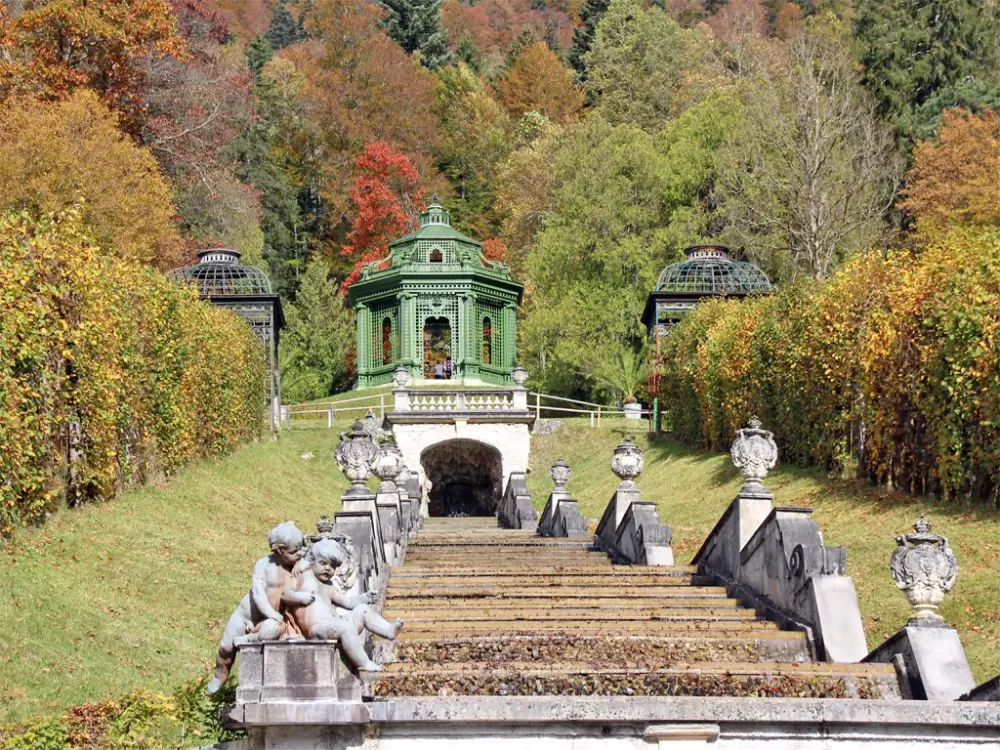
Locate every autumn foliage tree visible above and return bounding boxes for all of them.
[0,90,181,267]
[901,108,1000,235]
[341,142,424,290]
[497,41,584,125]
[0,0,186,134]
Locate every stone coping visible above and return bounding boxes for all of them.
[386,411,535,425]
[225,696,1000,729]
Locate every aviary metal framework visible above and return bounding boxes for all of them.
[348,202,524,389]
[642,245,774,417]
[168,248,284,428]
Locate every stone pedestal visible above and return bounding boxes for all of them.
[235,642,362,704]
[865,625,975,700]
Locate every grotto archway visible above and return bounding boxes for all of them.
[420,439,503,517]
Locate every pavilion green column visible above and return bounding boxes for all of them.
[398,293,414,370]
[463,293,478,378]
[506,302,518,369]
[356,302,370,383]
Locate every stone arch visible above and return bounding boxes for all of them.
[420,439,502,517]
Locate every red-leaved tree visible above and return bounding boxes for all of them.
[341,142,424,290]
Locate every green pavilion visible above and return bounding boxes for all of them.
[347,201,524,389]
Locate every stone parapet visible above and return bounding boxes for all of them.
[865,625,976,701]
[221,695,1000,749]
[497,472,536,532]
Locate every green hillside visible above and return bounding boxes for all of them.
[2,422,997,725]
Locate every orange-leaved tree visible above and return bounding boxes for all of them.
[496,41,584,125]
[0,90,181,267]
[901,108,1000,236]
[341,142,424,291]
[0,0,185,135]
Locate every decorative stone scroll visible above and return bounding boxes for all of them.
[730,416,778,498]
[890,516,958,625]
[498,472,537,532]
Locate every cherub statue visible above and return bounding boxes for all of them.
[206,521,312,694]
[287,537,404,671]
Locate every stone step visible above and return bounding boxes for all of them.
[388,573,717,596]
[371,661,901,699]
[386,596,740,608]
[386,586,730,598]
[392,633,811,665]
[397,620,783,636]
[409,540,594,548]
[392,566,699,576]
[386,608,759,622]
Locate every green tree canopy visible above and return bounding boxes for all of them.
[379,0,451,69]
[584,0,715,131]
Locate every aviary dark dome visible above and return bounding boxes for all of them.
[655,245,774,295]
[168,249,273,296]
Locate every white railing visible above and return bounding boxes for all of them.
[281,387,650,429]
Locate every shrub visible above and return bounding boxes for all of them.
[0,209,266,534]
[659,229,1000,504]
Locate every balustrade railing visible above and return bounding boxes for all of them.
[405,390,516,412]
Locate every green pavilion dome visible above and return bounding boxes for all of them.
[642,245,774,336]
[347,201,523,389]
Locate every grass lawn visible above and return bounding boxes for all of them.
[527,420,1000,683]
[0,431,350,723]
[2,420,997,724]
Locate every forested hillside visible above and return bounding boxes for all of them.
[4,0,996,405]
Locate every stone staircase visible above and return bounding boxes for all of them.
[374,517,900,699]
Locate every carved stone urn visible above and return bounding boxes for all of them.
[730,416,778,497]
[335,420,380,496]
[890,516,958,625]
[550,459,571,495]
[393,366,411,388]
[610,435,644,490]
[372,439,403,494]
[361,410,384,440]
[511,365,528,387]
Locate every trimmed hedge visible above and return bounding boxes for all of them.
[0,210,266,535]
[660,229,1000,504]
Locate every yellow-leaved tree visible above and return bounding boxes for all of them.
[0,90,182,268]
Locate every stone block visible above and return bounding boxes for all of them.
[236,642,362,704]
[498,472,536,532]
[605,501,673,566]
[865,625,976,701]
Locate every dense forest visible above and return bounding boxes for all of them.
[1,0,998,406]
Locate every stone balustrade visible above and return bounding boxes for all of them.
[394,388,529,414]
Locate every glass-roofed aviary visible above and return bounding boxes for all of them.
[642,245,773,426]
[168,249,284,428]
[347,201,524,389]
[641,245,773,336]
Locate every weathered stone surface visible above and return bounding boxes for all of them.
[611,502,673,566]
[235,642,362,703]
[497,472,536,532]
[865,625,975,701]
[961,674,1000,702]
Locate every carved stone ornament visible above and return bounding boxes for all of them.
[730,416,778,495]
[610,435,644,490]
[550,459,571,492]
[890,516,958,625]
[308,516,360,592]
[511,365,528,387]
[393,366,411,388]
[335,420,380,496]
[361,410,385,440]
[372,439,403,493]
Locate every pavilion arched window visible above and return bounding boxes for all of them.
[382,317,394,364]
[429,247,443,263]
[481,316,492,365]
